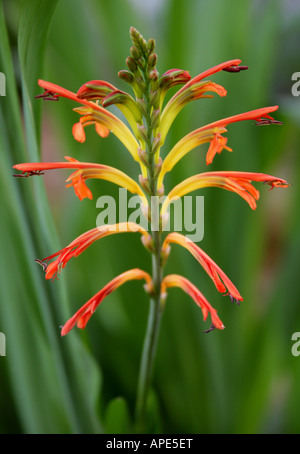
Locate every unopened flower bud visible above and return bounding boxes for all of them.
[137,148,149,167]
[141,235,155,254]
[137,124,148,142]
[126,56,137,72]
[139,37,147,52]
[150,89,160,108]
[157,184,164,197]
[161,244,171,266]
[136,98,147,116]
[149,69,159,91]
[152,134,161,154]
[136,57,146,70]
[148,38,155,53]
[130,46,141,60]
[150,108,160,129]
[118,70,134,84]
[148,53,157,68]
[149,69,159,81]
[130,26,141,47]
[153,158,162,179]
[139,175,152,195]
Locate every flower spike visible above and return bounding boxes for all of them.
[61,269,154,335]
[161,275,225,331]
[13,26,291,427]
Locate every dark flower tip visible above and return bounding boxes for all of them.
[35,90,59,101]
[13,170,44,178]
[34,259,48,272]
[223,65,248,73]
[229,294,241,305]
[255,119,283,126]
[203,323,216,334]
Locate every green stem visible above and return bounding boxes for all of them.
[134,52,164,432]
[135,247,163,432]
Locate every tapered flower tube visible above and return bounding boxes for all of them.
[158,106,280,188]
[61,269,154,336]
[13,156,147,205]
[76,80,117,100]
[173,59,245,96]
[161,274,225,330]
[162,232,243,302]
[157,59,246,146]
[161,171,289,214]
[39,223,152,280]
[37,80,147,175]
[159,81,227,146]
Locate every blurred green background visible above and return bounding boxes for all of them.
[0,0,300,434]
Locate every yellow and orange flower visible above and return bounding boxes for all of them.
[158,106,281,188]
[39,222,152,280]
[61,269,154,335]
[162,171,289,214]
[13,156,147,204]
[161,274,225,331]
[37,79,147,175]
[162,232,243,302]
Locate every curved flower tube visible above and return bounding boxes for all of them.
[162,232,243,302]
[158,68,191,109]
[13,156,147,206]
[157,59,245,146]
[37,80,147,175]
[161,274,225,330]
[158,106,280,188]
[39,222,152,280]
[76,80,117,100]
[159,81,227,146]
[61,269,154,335]
[161,171,289,214]
[176,59,244,93]
[102,89,143,135]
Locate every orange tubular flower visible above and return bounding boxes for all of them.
[162,171,289,214]
[37,80,147,175]
[158,106,280,188]
[162,232,243,302]
[13,156,147,204]
[39,223,152,280]
[159,81,227,146]
[161,274,225,331]
[61,269,154,336]
[158,59,246,147]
